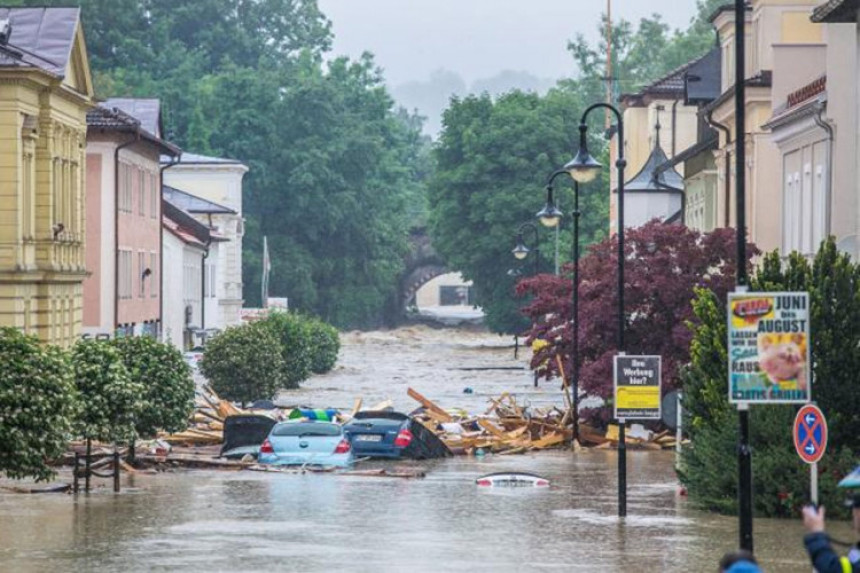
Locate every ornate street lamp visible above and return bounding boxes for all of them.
[564,103,628,518]
[538,170,582,446]
[511,222,540,276]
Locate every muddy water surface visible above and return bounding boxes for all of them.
[0,326,848,572]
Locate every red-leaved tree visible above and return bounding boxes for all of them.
[516,221,757,426]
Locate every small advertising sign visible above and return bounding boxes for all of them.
[728,292,810,403]
[614,355,661,420]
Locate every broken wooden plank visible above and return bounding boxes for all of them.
[407,387,452,422]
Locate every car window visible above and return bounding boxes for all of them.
[271,422,341,437]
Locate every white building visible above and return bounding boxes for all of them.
[163,153,247,330]
[162,200,210,349]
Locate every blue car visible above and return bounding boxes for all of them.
[343,411,452,460]
[258,420,354,467]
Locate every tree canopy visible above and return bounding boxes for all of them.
[10,0,428,329]
[517,222,750,424]
[427,89,609,333]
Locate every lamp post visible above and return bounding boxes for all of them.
[566,103,627,518]
[512,222,541,276]
[536,171,581,444]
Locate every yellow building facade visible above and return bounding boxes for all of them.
[0,8,95,347]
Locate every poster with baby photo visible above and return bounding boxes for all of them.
[727,292,810,404]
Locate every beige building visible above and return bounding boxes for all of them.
[609,61,702,232]
[0,8,94,347]
[705,1,825,254]
[810,0,860,257]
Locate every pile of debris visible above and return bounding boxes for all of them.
[158,383,684,456]
[159,386,274,446]
[407,388,571,455]
[406,387,684,455]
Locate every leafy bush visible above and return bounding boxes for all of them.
[0,328,78,481]
[72,339,142,444]
[305,317,340,374]
[256,311,312,388]
[680,239,860,517]
[112,336,195,438]
[199,324,286,405]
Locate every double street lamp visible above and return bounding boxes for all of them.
[538,102,627,517]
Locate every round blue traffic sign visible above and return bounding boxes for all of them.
[793,404,827,464]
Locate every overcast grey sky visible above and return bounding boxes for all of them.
[318,0,701,86]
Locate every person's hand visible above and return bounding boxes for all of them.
[802,505,826,533]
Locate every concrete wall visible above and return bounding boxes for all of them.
[824,22,859,256]
[162,230,185,348]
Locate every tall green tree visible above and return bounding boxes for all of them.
[12,0,427,328]
[565,0,725,99]
[428,89,608,333]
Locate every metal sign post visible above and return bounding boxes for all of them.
[614,354,661,518]
[728,287,812,553]
[793,404,828,505]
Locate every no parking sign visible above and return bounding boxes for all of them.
[793,404,827,464]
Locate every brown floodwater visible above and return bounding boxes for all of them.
[0,325,851,572]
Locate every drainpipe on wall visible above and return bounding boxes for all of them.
[811,99,834,237]
[159,154,182,341]
[671,99,680,157]
[201,239,211,344]
[705,109,732,227]
[114,130,140,335]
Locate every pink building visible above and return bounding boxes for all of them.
[83,103,180,338]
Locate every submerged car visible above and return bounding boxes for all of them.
[343,411,452,460]
[258,420,354,467]
[220,414,277,460]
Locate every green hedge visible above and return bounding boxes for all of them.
[680,239,859,517]
[199,324,286,405]
[305,317,340,374]
[0,328,79,481]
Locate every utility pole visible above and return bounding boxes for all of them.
[606,0,613,132]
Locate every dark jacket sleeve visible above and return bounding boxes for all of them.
[804,532,848,573]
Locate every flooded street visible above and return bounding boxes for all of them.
[0,326,847,572]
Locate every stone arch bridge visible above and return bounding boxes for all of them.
[398,228,449,315]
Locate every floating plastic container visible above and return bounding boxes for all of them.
[289,408,339,422]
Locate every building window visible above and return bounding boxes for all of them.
[150,252,158,298]
[210,263,217,298]
[139,168,146,216]
[118,162,133,213]
[150,173,158,219]
[138,251,146,298]
[119,250,133,299]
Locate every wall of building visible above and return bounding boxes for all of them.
[0,74,89,347]
[684,152,719,233]
[165,163,246,329]
[415,272,474,308]
[162,230,185,348]
[824,23,859,256]
[116,145,161,331]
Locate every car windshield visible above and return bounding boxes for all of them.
[271,422,341,437]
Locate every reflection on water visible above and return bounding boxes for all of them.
[0,452,842,572]
[1,327,851,572]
